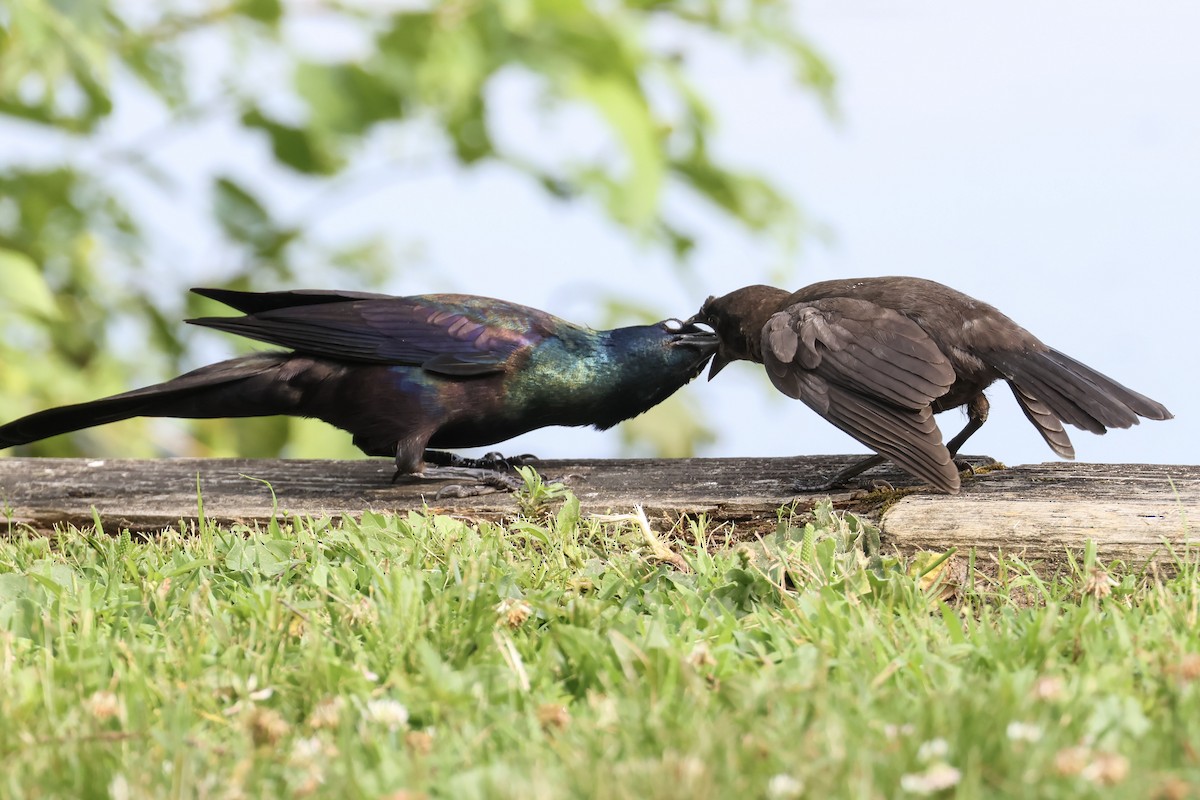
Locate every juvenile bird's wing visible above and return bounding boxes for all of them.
[762,298,961,492]
[189,290,561,376]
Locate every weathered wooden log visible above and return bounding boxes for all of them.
[0,457,1195,565]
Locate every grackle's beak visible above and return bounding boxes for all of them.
[666,319,719,354]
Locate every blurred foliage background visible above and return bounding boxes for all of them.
[0,0,833,460]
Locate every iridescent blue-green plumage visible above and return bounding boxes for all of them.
[0,288,717,478]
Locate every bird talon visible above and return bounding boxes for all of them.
[540,472,580,486]
[792,479,839,494]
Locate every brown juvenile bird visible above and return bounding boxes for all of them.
[693,277,1172,493]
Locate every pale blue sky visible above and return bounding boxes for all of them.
[4,1,1196,469]
[414,0,1199,467]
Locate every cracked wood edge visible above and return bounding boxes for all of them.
[1,457,1197,564]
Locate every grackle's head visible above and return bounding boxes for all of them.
[688,285,792,380]
[646,318,720,382]
[585,319,718,430]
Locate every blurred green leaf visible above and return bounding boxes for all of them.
[570,71,663,225]
[242,107,343,175]
[212,176,297,259]
[0,249,59,319]
[235,0,283,24]
[294,62,405,136]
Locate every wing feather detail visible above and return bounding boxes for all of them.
[761,297,961,492]
[188,291,566,375]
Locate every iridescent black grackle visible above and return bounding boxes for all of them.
[1,288,717,491]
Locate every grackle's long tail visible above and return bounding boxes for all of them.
[0,353,296,448]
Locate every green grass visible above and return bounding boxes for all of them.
[1,488,1198,799]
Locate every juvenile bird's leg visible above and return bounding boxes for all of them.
[792,454,887,493]
[793,395,995,493]
[944,394,991,473]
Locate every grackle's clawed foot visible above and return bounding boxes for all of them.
[424,450,540,472]
[391,465,528,498]
[477,451,539,468]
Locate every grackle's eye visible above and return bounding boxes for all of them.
[662,318,684,332]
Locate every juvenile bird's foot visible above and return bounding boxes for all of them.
[953,455,998,478]
[792,476,852,493]
[793,455,887,494]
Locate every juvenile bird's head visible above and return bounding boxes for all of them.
[689,285,792,379]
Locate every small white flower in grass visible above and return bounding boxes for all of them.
[495,597,533,628]
[883,723,915,740]
[1082,566,1117,599]
[364,698,410,731]
[290,736,324,765]
[109,774,130,800]
[686,642,716,668]
[766,773,804,799]
[1006,722,1043,743]
[1081,752,1130,786]
[307,697,345,730]
[248,707,290,746]
[1031,676,1065,701]
[245,675,274,702]
[901,763,962,795]
[1054,745,1091,777]
[916,738,949,762]
[405,728,436,755]
[348,596,377,624]
[84,690,123,721]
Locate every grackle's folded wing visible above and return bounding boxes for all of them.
[762,297,961,492]
[188,289,562,376]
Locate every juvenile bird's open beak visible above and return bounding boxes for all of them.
[707,351,730,380]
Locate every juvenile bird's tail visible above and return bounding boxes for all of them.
[987,348,1173,459]
[0,354,299,449]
